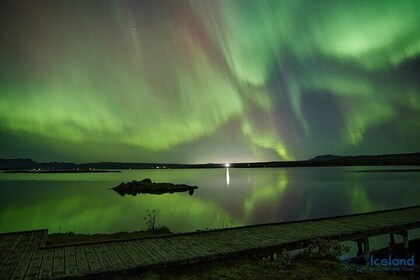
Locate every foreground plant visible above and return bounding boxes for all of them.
[144,209,171,234]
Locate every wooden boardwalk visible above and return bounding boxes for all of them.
[1,205,420,279]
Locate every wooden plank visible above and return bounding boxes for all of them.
[0,233,31,279]
[329,221,372,232]
[243,228,272,241]
[0,234,23,272]
[262,225,311,241]
[161,237,196,259]
[145,239,175,262]
[93,244,113,270]
[129,241,154,264]
[151,238,184,260]
[120,242,145,265]
[84,245,101,272]
[175,236,215,257]
[344,216,388,228]
[64,246,78,275]
[370,214,406,225]
[102,243,124,269]
[261,226,304,242]
[185,235,226,255]
[199,233,235,252]
[170,236,219,263]
[271,223,330,240]
[0,235,7,243]
[12,231,41,279]
[375,211,416,220]
[239,230,277,247]
[23,231,45,279]
[212,230,260,249]
[200,231,260,256]
[194,233,232,252]
[284,222,333,237]
[249,227,283,241]
[405,208,420,219]
[364,213,410,224]
[38,230,48,248]
[38,249,54,279]
[230,229,275,246]
[137,240,166,263]
[262,229,296,243]
[374,213,416,224]
[364,216,401,227]
[270,220,345,243]
[110,243,135,267]
[74,246,89,273]
[290,221,343,237]
[0,235,14,256]
[314,220,364,234]
[25,248,43,279]
[178,235,223,260]
[208,231,249,250]
[52,247,65,277]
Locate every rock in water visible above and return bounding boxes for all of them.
[112,178,198,196]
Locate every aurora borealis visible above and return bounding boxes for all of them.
[0,0,419,163]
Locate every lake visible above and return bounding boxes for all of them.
[0,166,419,237]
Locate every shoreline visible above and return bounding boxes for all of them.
[3,166,420,174]
[3,169,121,173]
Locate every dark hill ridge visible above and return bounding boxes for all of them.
[1,152,419,171]
[308,152,420,164]
[0,158,77,170]
[309,154,343,161]
[0,158,220,171]
[232,152,420,168]
[0,158,37,170]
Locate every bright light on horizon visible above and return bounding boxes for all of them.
[225,163,230,168]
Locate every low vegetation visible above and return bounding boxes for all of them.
[144,209,171,234]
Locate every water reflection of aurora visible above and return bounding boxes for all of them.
[1,168,419,234]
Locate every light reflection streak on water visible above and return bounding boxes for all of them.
[226,168,230,186]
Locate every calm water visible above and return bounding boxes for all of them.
[0,166,419,236]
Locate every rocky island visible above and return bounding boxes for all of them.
[112,178,198,196]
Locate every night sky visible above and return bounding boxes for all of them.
[0,0,419,163]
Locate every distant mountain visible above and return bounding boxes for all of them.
[0,158,77,170]
[1,152,419,171]
[309,154,344,161]
[307,152,420,165]
[231,152,420,168]
[0,159,221,171]
[0,158,39,170]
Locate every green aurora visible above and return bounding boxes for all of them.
[0,0,419,163]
